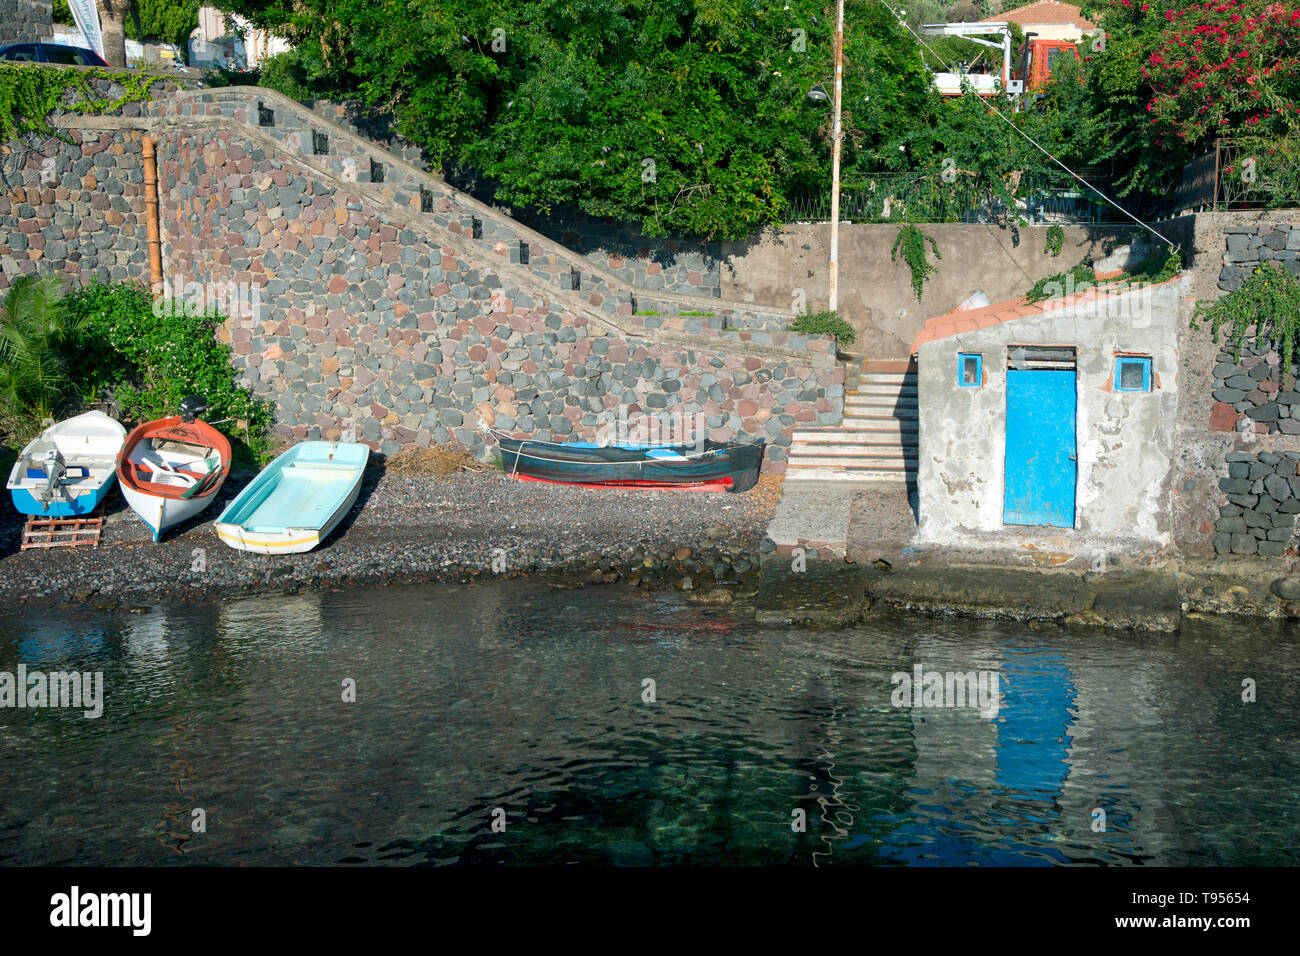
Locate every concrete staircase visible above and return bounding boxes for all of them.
[785,359,918,484]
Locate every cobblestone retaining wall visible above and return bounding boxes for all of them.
[305,99,724,298]
[156,125,841,465]
[1218,222,1300,291]
[1214,451,1300,556]
[0,70,197,291]
[0,127,151,288]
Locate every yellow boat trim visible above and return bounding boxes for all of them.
[216,527,322,549]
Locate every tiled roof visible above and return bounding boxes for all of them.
[981,0,1097,29]
[909,275,1163,354]
[911,296,1044,354]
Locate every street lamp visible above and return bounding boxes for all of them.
[806,1,845,313]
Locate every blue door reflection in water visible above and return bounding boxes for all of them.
[879,647,1078,865]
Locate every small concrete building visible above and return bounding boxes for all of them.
[912,275,1186,547]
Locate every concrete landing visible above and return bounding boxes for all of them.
[764,480,855,559]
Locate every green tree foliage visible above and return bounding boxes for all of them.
[128,0,202,52]
[213,1,1300,228]
[216,0,939,239]
[54,0,200,60]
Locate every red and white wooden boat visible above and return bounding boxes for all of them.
[116,397,232,541]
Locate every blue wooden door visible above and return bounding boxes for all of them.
[1004,368,1076,527]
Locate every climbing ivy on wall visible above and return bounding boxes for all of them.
[0,63,158,145]
[890,225,941,301]
[1193,263,1300,385]
[1044,224,1064,257]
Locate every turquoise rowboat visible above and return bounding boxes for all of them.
[214,442,368,554]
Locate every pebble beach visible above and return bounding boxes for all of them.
[0,462,785,610]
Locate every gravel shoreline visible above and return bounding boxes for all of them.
[0,467,783,611]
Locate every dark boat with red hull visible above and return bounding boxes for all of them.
[495,435,765,492]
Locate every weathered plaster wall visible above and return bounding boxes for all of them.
[916,278,1186,545]
[0,0,52,46]
[720,221,1147,359]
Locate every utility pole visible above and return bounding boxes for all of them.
[829,0,845,314]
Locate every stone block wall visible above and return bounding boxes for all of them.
[0,128,150,289]
[1208,341,1300,435]
[158,88,793,335]
[1218,223,1300,291]
[308,98,725,299]
[155,125,841,466]
[0,0,53,46]
[520,209,723,298]
[0,70,198,291]
[1213,451,1300,556]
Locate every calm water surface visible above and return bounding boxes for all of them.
[1,581,1297,866]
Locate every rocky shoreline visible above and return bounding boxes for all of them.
[0,467,782,613]
[8,463,1300,631]
[756,548,1300,631]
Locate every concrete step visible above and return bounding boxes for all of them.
[862,359,916,374]
[837,418,920,434]
[847,385,920,395]
[842,390,915,403]
[788,453,918,467]
[791,426,916,443]
[858,374,917,387]
[790,444,911,460]
[845,401,919,414]
[784,465,915,483]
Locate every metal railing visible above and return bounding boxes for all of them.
[1174,139,1300,214]
[784,169,1123,224]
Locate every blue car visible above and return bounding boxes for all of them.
[0,42,109,67]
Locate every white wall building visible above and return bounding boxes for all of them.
[189,6,290,70]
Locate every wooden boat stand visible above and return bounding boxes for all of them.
[20,508,105,550]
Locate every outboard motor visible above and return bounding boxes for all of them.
[39,447,68,505]
[179,395,209,424]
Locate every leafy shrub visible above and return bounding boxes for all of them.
[790,309,856,346]
[1127,244,1183,285]
[256,50,321,101]
[1024,263,1096,303]
[201,65,262,89]
[65,280,275,462]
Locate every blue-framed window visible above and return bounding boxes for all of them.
[1115,356,1152,392]
[958,352,982,387]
